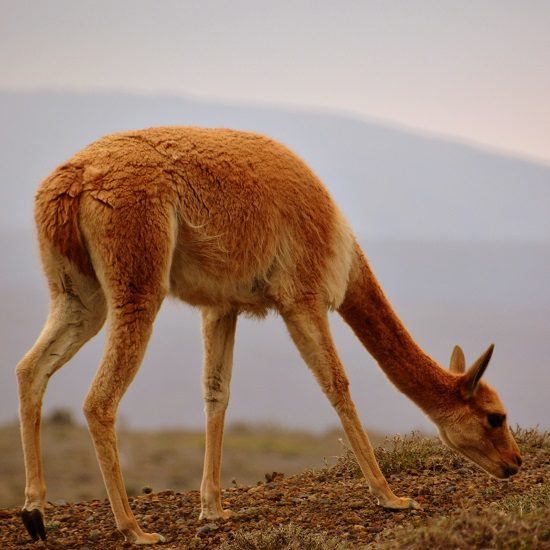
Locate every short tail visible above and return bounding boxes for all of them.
[34,162,94,277]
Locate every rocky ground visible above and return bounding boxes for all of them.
[1,430,548,549]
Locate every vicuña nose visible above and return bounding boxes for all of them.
[514,454,523,467]
[504,464,519,478]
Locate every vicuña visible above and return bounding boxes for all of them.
[16,127,522,544]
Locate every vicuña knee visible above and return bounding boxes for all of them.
[15,360,31,384]
[83,396,115,426]
[204,392,230,413]
[15,359,41,397]
[203,376,230,411]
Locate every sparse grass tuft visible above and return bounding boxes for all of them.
[218,523,348,550]
[332,431,463,479]
[498,483,550,515]
[330,445,362,479]
[513,426,550,452]
[377,508,550,549]
[375,452,550,550]
[374,432,463,475]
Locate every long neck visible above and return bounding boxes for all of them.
[338,244,453,417]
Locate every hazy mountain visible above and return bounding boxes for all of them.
[1,90,549,241]
[0,91,548,434]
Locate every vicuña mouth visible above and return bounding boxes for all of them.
[500,464,519,478]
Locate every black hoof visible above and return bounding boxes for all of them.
[21,509,47,541]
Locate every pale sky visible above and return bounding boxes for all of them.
[2,0,549,163]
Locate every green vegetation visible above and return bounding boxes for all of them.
[377,508,550,549]
[356,429,549,549]
[512,426,550,452]
[498,484,550,515]
[332,431,463,479]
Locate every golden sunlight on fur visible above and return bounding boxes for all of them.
[16,127,521,544]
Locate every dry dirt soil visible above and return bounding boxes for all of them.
[0,430,548,549]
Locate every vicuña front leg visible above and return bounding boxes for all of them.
[199,308,237,520]
[335,399,418,510]
[83,300,166,545]
[282,305,418,511]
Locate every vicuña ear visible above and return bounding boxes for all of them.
[449,345,466,374]
[463,344,495,397]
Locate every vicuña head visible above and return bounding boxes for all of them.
[436,344,522,479]
[16,126,522,544]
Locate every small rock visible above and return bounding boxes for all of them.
[265,471,284,482]
[89,529,102,541]
[267,490,284,501]
[197,523,219,536]
[237,507,261,518]
[142,486,153,494]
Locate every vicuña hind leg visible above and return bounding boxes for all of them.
[83,293,166,545]
[199,307,237,520]
[79,196,174,544]
[16,278,106,540]
[282,305,418,511]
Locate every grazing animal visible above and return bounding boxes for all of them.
[16,127,522,544]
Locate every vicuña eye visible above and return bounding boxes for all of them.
[487,413,505,428]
